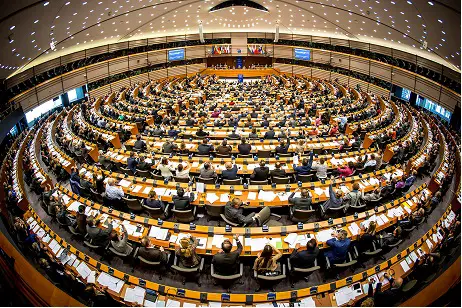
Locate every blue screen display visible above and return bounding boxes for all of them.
[168,49,185,61]
[294,48,311,60]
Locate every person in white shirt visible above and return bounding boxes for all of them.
[157,157,176,179]
[105,178,124,200]
[361,154,377,168]
[176,162,190,179]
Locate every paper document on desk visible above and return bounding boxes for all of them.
[426,239,433,250]
[118,179,131,187]
[314,187,324,196]
[87,271,96,284]
[212,235,224,247]
[247,192,257,200]
[154,188,167,196]
[196,182,205,193]
[27,217,34,224]
[67,201,82,212]
[284,233,298,247]
[36,228,46,239]
[258,190,276,202]
[76,262,92,280]
[166,300,181,307]
[48,239,59,251]
[220,194,230,203]
[340,185,350,194]
[206,193,219,204]
[124,286,146,305]
[249,238,268,251]
[62,195,71,204]
[400,260,410,272]
[142,186,152,195]
[277,192,289,202]
[315,229,333,243]
[132,185,143,193]
[299,297,316,307]
[348,222,361,236]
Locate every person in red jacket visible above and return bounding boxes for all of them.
[337,161,355,177]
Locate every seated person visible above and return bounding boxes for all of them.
[143,191,165,211]
[137,156,151,171]
[75,205,88,235]
[381,226,403,247]
[224,198,260,226]
[253,243,283,275]
[197,139,214,155]
[86,217,113,247]
[264,126,276,139]
[216,140,232,156]
[175,163,190,179]
[250,160,270,182]
[110,225,133,255]
[358,221,377,252]
[105,178,124,201]
[127,152,138,174]
[162,139,178,154]
[228,130,240,139]
[321,179,344,212]
[212,235,243,275]
[337,161,355,177]
[275,138,290,154]
[177,142,190,155]
[288,188,312,212]
[238,138,252,155]
[138,236,169,263]
[176,235,201,267]
[221,162,239,181]
[248,128,259,139]
[325,229,351,263]
[172,187,194,211]
[133,135,146,151]
[196,127,209,137]
[289,238,319,268]
[403,170,417,190]
[200,162,217,179]
[361,187,381,202]
[293,151,314,176]
[157,157,176,179]
[269,162,287,178]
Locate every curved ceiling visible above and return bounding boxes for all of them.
[1,0,460,79]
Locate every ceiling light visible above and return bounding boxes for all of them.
[428,1,434,5]
[44,1,49,5]
[9,26,15,30]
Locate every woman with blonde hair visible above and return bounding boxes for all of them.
[175,235,201,267]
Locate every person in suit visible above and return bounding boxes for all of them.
[216,140,232,156]
[289,238,319,269]
[127,152,138,174]
[110,224,133,255]
[75,205,88,235]
[321,178,344,213]
[325,229,351,263]
[98,151,114,170]
[200,162,217,179]
[196,127,209,137]
[86,216,113,247]
[288,188,312,211]
[248,128,259,139]
[250,160,270,182]
[137,236,169,263]
[172,187,194,211]
[79,171,92,197]
[275,138,290,154]
[293,151,314,176]
[224,198,259,226]
[373,271,403,307]
[133,135,146,151]
[212,234,243,275]
[197,139,214,155]
[264,126,276,139]
[137,156,151,171]
[358,221,377,252]
[381,226,403,247]
[238,138,252,155]
[269,162,287,179]
[222,162,239,181]
[228,130,241,139]
[143,191,165,211]
[162,139,177,154]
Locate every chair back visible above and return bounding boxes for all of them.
[90,188,103,203]
[197,177,216,184]
[216,154,231,158]
[123,197,143,212]
[272,176,290,184]
[205,204,225,218]
[173,176,190,183]
[141,204,164,218]
[257,150,272,158]
[136,169,151,178]
[220,214,239,227]
[120,166,134,176]
[222,178,242,185]
[277,153,292,157]
[125,144,133,151]
[172,207,196,223]
[150,172,164,181]
[255,207,271,226]
[249,179,268,185]
[237,154,252,158]
[291,208,315,222]
[297,174,313,183]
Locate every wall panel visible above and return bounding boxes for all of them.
[86,62,109,83]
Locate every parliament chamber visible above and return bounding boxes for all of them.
[0,1,460,307]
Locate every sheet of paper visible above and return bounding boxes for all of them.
[196,182,205,193]
[247,192,257,200]
[76,261,92,280]
[143,186,152,195]
[124,286,146,305]
[219,194,230,203]
[348,222,361,236]
[299,297,316,307]
[118,179,131,187]
[165,299,181,307]
[132,185,143,193]
[87,271,96,284]
[206,193,219,204]
[400,260,410,272]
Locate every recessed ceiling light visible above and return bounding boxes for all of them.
[428,1,434,5]
[34,20,39,23]
[9,26,15,30]
[44,1,49,6]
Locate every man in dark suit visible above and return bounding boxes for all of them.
[86,217,113,247]
[197,139,214,155]
[228,130,240,139]
[75,205,88,235]
[238,138,252,155]
[212,235,243,275]
[275,138,290,154]
[127,152,138,174]
[264,126,276,139]
[98,151,114,170]
[250,160,270,181]
[137,156,151,171]
[133,135,146,151]
[222,162,239,181]
[137,236,169,264]
[373,271,403,307]
[269,162,287,179]
[289,238,319,269]
[224,198,258,226]
[250,110,258,118]
[172,187,195,211]
[261,117,270,127]
[288,188,312,211]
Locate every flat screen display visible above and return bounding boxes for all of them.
[168,49,185,61]
[294,48,311,60]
